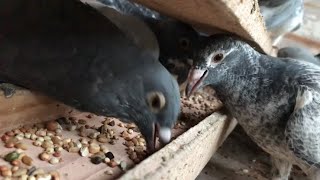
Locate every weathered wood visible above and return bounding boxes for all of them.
[0,90,71,133]
[120,113,237,180]
[132,0,272,54]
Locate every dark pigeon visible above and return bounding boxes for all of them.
[187,34,320,179]
[97,0,204,93]
[0,0,181,151]
[259,0,304,45]
[277,46,320,66]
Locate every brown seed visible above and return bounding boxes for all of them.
[78,119,87,125]
[46,121,59,131]
[36,130,46,137]
[5,142,15,148]
[68,147,80,153]
[12,168,27,177]
[51,136,62,145]
[86,114,93,118]
[6,131,14,136]
[1,135,10,142]
[22,156,33,166]
[50,171,60,180]
[118,123,124,127]
[1,169,12,177]
[15,143,28,150]
[97,136,108,143]
[39,153,50,161]
[132,138,138,146]
[107,160,118,168]
[129,152,137,160]
[89,143,100,154]
[53,152,61,157]
[11,160,20,166]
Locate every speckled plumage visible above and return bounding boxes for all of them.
[259,0,304,45]
[190,35,320,179]
[0,0,180,151]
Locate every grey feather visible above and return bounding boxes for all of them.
[0,0,180,150]
[190,34,320,177]
[258,0,304,45]
[277,46,320,66]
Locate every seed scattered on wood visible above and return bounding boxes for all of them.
[107,160,118,168]
[105,152,114,160]
[11,159,20,166]
[104,158,110,163]
[46,121,59,132]
[80,147,89,157]
[5,142,15,148]
[37,174,52,180]
[127,129,134,134]
[4,151,20,162]
[91,156,103,165]
[15,143,28,150]
[104,169,113,175]
[49,157,60,164]
[119,161,127,171]
[1,169,12,177]
[12,168,27,177]
[78,119,87,125]
[89,143,100,154]
[22,155,33,166]
[39,153,50,161]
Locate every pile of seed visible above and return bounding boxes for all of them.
[0,115,148,179]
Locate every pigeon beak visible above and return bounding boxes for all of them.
[146,123,172,153]
[186,68,208,97]
[157,124,172,145]
[146,123,157,153]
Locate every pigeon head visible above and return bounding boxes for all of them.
[135,62,181,152]
[186,34,255,96]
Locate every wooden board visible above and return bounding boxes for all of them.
[0,90,71,133]
[132,0,272,54]
[120,113,237,180]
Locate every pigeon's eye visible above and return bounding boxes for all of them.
[212,53,224,63]
[146,92,166,113]
[179,38,190,50]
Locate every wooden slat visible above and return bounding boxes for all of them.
[0,90,71,133]
[120,113,237,180]
[132,0,272,54]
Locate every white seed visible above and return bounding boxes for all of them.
[31,134,38,140]
[28,176,36,180]
[127,129,134,134]
[80,147,89,157]
[44,136,51,141]
[24,133,31,139]
[37,174,52,180]
[36,137,44,142]
[75,141,82,149]
[49,157,60,164]
[33,141,42,147]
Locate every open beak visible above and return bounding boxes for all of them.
[186,68,208,97]
[146,123,172,153]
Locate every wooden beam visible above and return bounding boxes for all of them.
[132,0,273,54]
[0,90,71,133]
[120,113,237,180]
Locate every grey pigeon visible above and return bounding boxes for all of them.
[186,34,320,179]
[0,0,181,151]
[259,0,304,45]
[278,46,320,66]
[97,0,203,93]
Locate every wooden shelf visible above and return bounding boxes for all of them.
[132,0,272,54]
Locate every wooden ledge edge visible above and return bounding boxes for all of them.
[120,112,237,180]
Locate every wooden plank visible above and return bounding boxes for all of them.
[0,90,72,133]
[132,0,272,54]
[120,113,237,180]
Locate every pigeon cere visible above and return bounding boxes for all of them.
[0,0,319,180]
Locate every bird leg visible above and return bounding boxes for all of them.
[270,156,292,180]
